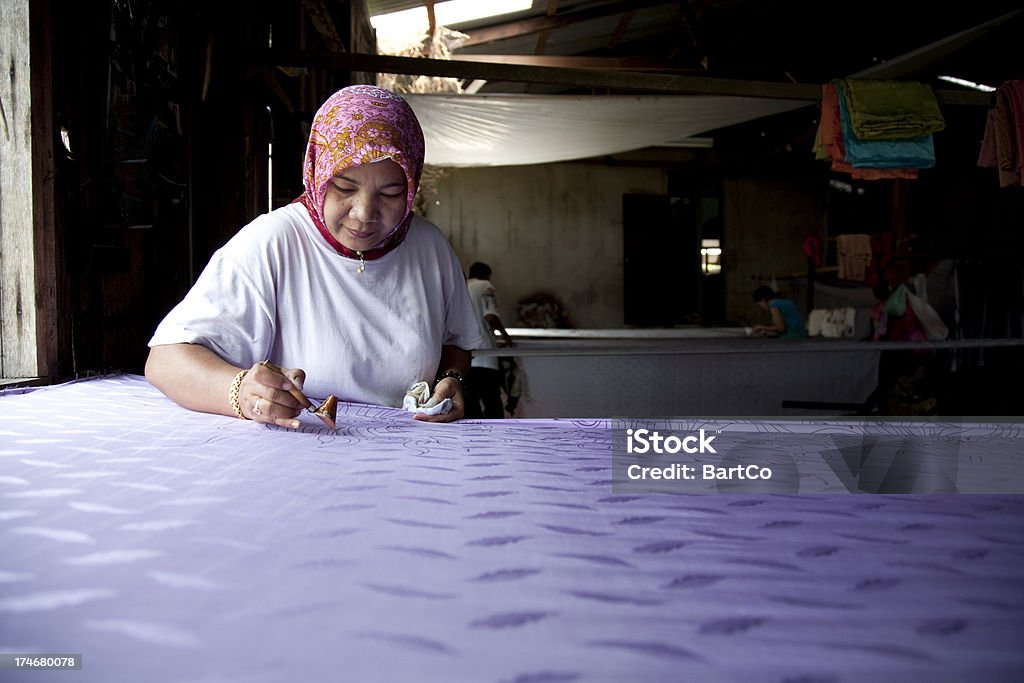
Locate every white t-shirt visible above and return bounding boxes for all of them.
[467,278,500,371]
[149,203,484,407]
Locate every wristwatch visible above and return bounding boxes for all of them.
[435,370,466,392]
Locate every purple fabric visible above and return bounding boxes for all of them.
[1,375,1022,682]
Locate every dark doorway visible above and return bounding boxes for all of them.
[623,194,697,326]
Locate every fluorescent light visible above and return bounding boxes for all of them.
[937,75,996,92]
[371,0,533,33]
[437,0,533,26]
[372,1,532,55]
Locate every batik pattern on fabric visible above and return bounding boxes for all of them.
[3,375,1024,682]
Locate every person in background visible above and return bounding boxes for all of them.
[751,286,806,338]
[145,85,483,425]
[465,262,515,418]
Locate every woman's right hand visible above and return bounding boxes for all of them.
[238,361,308,428]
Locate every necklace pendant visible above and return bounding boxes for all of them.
[357,251,366,274]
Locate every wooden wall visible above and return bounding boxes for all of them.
[3,0,373,381]
[0,0,57,380]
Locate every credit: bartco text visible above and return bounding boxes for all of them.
[626,463,774,480]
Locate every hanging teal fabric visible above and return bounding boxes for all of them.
[835,80,936,169]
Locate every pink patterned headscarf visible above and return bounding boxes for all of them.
[299,85,425,260]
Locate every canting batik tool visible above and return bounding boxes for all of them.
[259,361,338,429]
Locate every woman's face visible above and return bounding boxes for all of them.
[322,159,408,252]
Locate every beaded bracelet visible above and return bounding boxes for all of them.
[229,369,249,419]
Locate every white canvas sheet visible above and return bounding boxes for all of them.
[405,94,807,166]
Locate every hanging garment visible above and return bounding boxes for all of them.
[978,86,1022,187]
[841,78,946,140]
[836,80,936,169]
[837,234,872,281]
[907,292,949,341]
[818,82,919,180]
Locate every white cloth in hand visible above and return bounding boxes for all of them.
[402,381,452,416]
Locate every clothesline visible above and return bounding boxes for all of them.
[751,267,838,282]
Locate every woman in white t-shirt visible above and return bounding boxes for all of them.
[145,85,484,426]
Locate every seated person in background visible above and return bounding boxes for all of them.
[751,286,807,338]
[145,85,484,426]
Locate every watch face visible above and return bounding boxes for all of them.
[438,371,464,385]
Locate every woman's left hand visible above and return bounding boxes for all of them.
[414,376,464,423]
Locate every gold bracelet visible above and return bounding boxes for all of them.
[229,369,249,419]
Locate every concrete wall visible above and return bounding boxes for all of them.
[424,164,666,328]
[723,175,827,325]
[424,163,826,330]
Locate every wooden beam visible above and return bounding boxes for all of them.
[0,0,56,380]
[253,49,992,104]
[247,66,297,115]
[256,48,819,98]
[533,0,560,55]
[301,0,345,52]
[450,53,702,72]
[608,9,635,50]
[459,0,676,47]
[852,10,1020,80]
[426,0,436,36]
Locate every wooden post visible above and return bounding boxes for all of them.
[891,178,909,253]
[0,0,56,381]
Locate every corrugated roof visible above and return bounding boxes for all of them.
[365,1,1021,96]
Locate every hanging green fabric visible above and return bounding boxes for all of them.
[885,283,908,316]
[842,79,946,140]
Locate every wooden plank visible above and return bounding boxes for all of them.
[0,2,31,378]
[32,0,56,380]
[348,0,378,85]
[0,377,45,388]
[0,0,56,380]
[301,0,345,52]
[253,48,992,104]
[449,53,702,72]
[532,0,561,56]
[256,48,821,99]
[608,9,635,50]
[852,10,1020,80]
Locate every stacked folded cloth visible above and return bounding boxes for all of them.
[807,307,857,338]
[978,80,1024,188]
[814,78,945,180]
